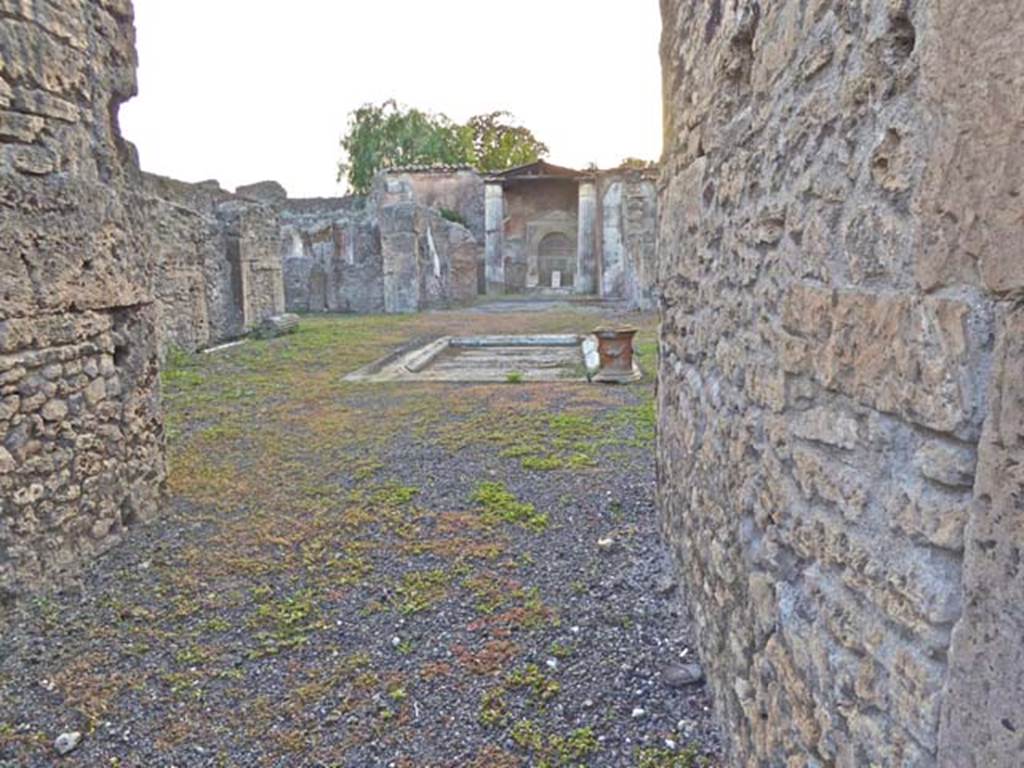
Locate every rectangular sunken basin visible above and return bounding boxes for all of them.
[345,334,639,384]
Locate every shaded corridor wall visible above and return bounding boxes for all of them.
[0,0,164,598]
[657,1,1022,766]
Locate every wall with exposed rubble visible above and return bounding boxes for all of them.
[279,197,385,315]
[657,1,1023,766]
[0,0,164,600]
[377,166,485,242]
[142,174,285,353]
[279,173,482,316]
[379,201,481,314]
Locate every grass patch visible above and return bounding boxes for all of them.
[393,569,450,614]
[637,745,709,767]
[472,482,548,531]
[508,663,560,701]
[247,589,324,658]
[509,720,600,767]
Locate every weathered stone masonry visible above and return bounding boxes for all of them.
[657,1,1022,766]
[143,173,285,354]
[1,0,164,599]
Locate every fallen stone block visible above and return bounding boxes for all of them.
[253,314,300,340]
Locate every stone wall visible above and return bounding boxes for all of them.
[279,197,385,315]
[1,0,164,599]
[598,169,659,308]
[377,167,484,241]
[218,198,285,332]
[379,202,481,314]
[142,174,285,353]
[657,1,1022,766]
[280,176,482,316]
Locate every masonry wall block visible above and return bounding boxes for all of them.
[657,1,1022,765]
[0,0,164,600]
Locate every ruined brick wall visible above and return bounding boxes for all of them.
[379,202,481,314]
[279,175,482,316]
[143,175,285,352]
[279,197,385,315]
[657,1,1022,766]
[377,167,485,242]
[217,199,285,330]
[1,0,164,599]
[142,174,230,354]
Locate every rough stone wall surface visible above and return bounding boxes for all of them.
[279,172,484,316]
[657,1,1021,766]
[1,0,164,599]
[921,3,1024,765]
[279,197,385,315]
[143,174,285,352]
[379,203,481,314]
[616,171,659,309]
[142,174,228,353]
[597,171,659,307]
[217,200,285,331]
[377,169,485,242]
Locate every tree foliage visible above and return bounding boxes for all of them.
[461,111,549,173]
[338,101,548,194]
[618,157,659,170]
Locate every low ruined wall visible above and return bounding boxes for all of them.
[218,199,285,332]
[1,0,164,599]
[280,186,481,316]
[657,1,1022,766]
[377,167,485,241]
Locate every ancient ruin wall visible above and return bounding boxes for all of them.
[280,175,483,316]
[379,202,481,314]
[143,174,286,353]
[377,167,485,242]
[657,1,1022,766]
[597,169,659,309]
[279,197,385,315]
[1,0,164,598]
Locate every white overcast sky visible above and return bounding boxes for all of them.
[119,1,664,198]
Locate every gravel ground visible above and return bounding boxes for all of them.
[0,306,721,767]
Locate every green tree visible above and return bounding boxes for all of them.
[618,157,658,170]
[337,100,468,194]
[460,111,548,172]
[338,102,548,194]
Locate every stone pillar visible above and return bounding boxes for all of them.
[379,203,421,313]
[576,181,598,294]
[484,183,505,294]
[600,182,624,298]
